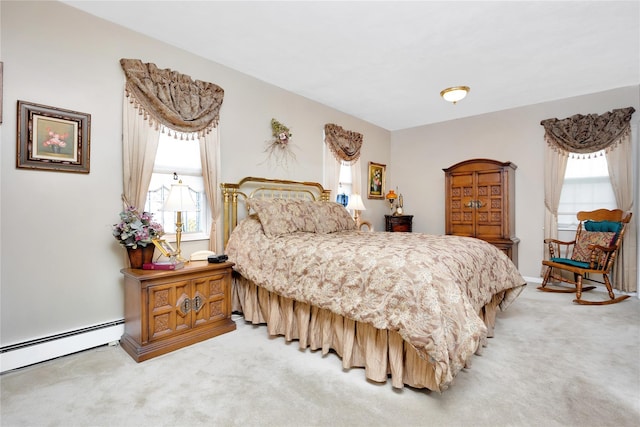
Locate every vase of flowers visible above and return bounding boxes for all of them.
[112,206,164,268]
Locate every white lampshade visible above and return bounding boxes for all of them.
[163,181,197,212]
[440,86,470,104]
[346,194,366,211]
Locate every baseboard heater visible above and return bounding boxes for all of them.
[0,320,125,373]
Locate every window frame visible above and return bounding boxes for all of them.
[557,151,616,231]
[144,132,210,243]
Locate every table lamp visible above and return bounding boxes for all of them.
[385,190,397,214]
[346,194,366,226]
[163,179,197,262]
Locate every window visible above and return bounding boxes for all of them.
[557,150,616,229]
[336,162,352,206]
[144,132,209,241]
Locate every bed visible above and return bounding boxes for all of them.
[221,177,526,392]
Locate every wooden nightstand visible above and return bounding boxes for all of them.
[385,215,413,232]
[120,261,236,362]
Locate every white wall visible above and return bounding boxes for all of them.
[0,1,390,348]
[391,87,640,279]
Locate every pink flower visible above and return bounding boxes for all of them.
[42,129,68,148]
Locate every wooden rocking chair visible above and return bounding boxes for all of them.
[539,209,632,305]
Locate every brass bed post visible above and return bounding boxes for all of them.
[221,184,230,248]
[220,183,239,248]
[231,191,238,238]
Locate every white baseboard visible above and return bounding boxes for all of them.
[0,321,124,373]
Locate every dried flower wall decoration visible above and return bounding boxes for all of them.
[262,118,296,168]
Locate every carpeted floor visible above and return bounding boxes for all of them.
[1,284,639,427]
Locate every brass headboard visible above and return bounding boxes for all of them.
[220,177,331,247]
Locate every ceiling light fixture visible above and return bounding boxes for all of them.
[440,86,470,104]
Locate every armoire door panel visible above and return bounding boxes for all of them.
[449,172,475,235]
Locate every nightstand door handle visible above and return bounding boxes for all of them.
[193,295,203,313]
[179,297,191,316]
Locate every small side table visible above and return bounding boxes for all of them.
[385,215,413,232]
[120,261,236,362]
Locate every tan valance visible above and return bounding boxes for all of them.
[324,123,363,163]
[120,58,224,136]
[541,107,635,155]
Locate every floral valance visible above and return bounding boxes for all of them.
[541,107,635,155]
[324,123,363,163]
[120,58,224,136]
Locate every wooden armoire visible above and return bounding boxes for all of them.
[443,159,519,266]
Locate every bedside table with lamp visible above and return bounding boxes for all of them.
[385,189,413,232]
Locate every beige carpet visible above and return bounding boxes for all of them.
[1,284,639,427]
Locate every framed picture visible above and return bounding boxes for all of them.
[16,100,91,173]
[152,238,177,258]
[367,162,386,199]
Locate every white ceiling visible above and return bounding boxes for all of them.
[63,1,639,131]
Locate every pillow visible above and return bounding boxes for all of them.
[312,201,357,233]
[571,231,616,264]
[584,220,622,234]
[249,199,316,237]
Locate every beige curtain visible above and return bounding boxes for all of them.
[323,143,340,201]
[605,136,636,292]
[323,123,364,199]
[542,144,568,264]
[350,158,363,198]
[541,107,635,154]
[541,107,636,291]
[120,59,225,248]
[324,123,363,163]
[122,94,161,209]
[322,155,363,202]
[200,129,221,253]
[120,59,224,135]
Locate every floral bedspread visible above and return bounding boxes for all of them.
[225,216,526,390]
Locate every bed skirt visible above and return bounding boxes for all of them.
[232,274,505,391]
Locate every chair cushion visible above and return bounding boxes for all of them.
[550,257,590,269]
[571,231,616,263]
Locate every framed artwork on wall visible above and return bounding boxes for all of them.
[16,100,91,173]
[367,161,386,199]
